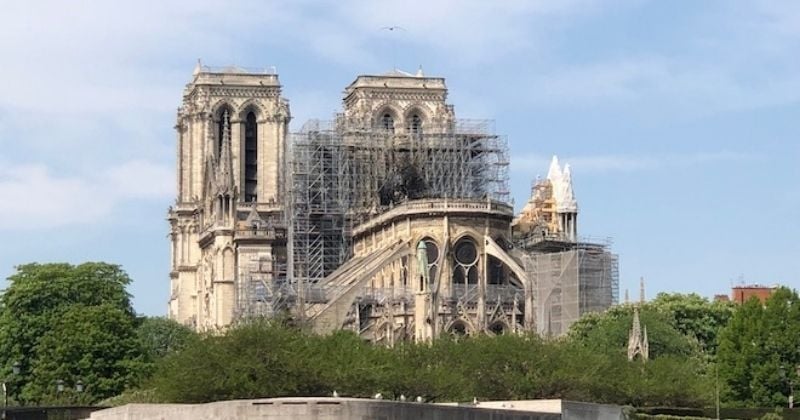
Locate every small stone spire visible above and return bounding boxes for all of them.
[245,205,263,227]
[546,156,563,186]
[558,163,578,213]
[203,113,218,194]
[206,112,216,160]
[643,325,648,353]
[624,288,629,304]
[416,240,429,290]
[216,110,235,193]
[627,307,649,362]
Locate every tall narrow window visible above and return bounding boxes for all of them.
[381,113,395,133]
[409,114,423,135]
[244,112,258,202]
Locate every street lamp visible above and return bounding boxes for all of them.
[55,379,85,405]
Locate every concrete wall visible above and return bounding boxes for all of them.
[470,399,562,413]
[561,401,625,420]
[88,397,562,420]
[469,399,625,420]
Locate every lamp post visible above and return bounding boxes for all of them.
[75,380,84,406]
[2,362,21,420]
[55,379,84,406]
[55,379,65,406]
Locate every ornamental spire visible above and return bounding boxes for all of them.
[216,110,235,194]
[557,163,578,213]
[546,155,563,186]
[627,307,649,362]
[203,113,218,195]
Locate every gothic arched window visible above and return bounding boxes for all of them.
[244,111,258,202]
[409,114,423,135]
[381,113,395,133]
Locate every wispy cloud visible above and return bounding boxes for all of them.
[512,151,756,175]
[337,0,607,63]
[0,160,172,230]
[523,55,800,116]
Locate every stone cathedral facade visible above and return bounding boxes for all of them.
[168,64,618,339]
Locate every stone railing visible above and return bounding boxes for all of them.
[199,65,277,75]
[235,227,286,240]
[517,233,613,249]
[353,198,513,237]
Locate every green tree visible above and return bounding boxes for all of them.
[570,294,734,357]
[648,293,734,355]
[27,304,145,404]
[136,316,197,361]
[718,287,800,407]
[150,319,324,403]
[0,262,142,404]
[146,320,711,407]
[570,305,699,359]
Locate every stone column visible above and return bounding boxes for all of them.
[176,122,184,201]
[276,114,287,205]
[230,118,242,195]
[192,113,207,200]
[477,228,488,332]
[414,254,432,342]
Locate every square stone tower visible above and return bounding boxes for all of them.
[340,69,455,134]
[168,64,290,330]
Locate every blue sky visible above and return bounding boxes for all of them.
[0,0,798,315]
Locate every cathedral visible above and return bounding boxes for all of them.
[168,63,618,340]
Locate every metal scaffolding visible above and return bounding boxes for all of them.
[522,238,619,337]
[235,254,292,319]
[233,115,617,337]
[288,119,511,290]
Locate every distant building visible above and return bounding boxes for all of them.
[730,285,777,304]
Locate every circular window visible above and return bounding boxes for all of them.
[454,239,478,266]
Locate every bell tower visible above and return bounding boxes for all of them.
[168,63,290,329]
[341,68,455,133]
